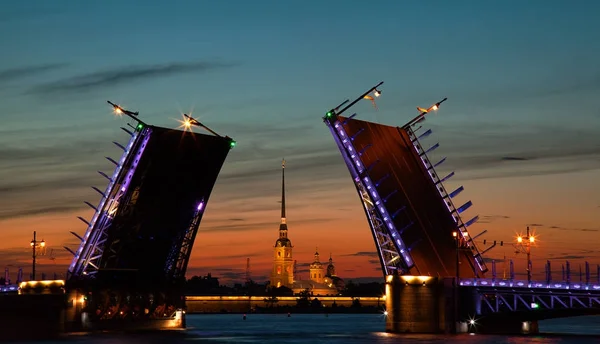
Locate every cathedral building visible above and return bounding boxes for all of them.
[270,159,294,288]
[269,159,344,295]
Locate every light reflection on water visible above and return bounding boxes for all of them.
[9,314,600,343]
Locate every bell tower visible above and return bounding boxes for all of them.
[309,248,324,284]
[270,159,294,288]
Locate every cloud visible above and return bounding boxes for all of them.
[482,257,506,263]
[0,63,67,82]
[477,215,510,224]
[200,218,334,233]
[527,223,544,227]
[501,157,529,161]
[0,205,85,221]
[425,123,600,180]
[551,226,600,233]
[549,255,587,260]
[342,251,378,257]
[367,259,379,265]
[28,60,236,95]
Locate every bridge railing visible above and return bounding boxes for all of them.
[460,278,600,291]
[404,125,487,274]
[0,284,19,293]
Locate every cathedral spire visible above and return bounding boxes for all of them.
[281,158,286,221]
[279,158,287,232]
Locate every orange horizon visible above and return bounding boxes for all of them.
[1,167,599,285]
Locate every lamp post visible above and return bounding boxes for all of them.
[30,231,45,281]
[516,226,535,283]
[181,114,236,148]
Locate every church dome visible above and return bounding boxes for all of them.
[275,237,292,247]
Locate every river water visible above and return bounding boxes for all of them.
[9,314,600,343]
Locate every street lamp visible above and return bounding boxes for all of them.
[178,114,237,148]
[516,226,535,283]
[452,231,459,332]
[30,231,46,281]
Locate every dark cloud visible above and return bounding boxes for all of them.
[200,217,334,233]
[228,218,245,222]
[552,226,599,233]
[501,157,529,161]
[220,252,262,260]
[527,223,544,227]
[0,205,85,221]
[0,64,67,82]
[426,123,600,180]
[29,60,236,95]
[482,257,506,263]
[549,255,587,260]
[367,259,380,265]
[477,215,510,224]
[342,251,377,257]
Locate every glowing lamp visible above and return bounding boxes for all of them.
[452,231,457,238]
[517,236,523,243]
[374,89,381,97]
[432,104,439,111]
[40,240,45,247]
[529,236,535,243]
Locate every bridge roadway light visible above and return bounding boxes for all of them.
[516,226,535,283]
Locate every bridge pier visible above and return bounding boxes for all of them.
[385,275,541,335]
[385,275,456,333]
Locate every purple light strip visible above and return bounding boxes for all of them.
[0,284,19,293]
[406,127,487,273]
[460,277,600,291]
[69,130,141,272]
[329,119,413,270]
[69,128,152,275]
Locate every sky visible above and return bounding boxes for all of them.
[1,1,600,285]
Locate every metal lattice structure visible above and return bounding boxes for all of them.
[323,82,488,278]
[68,122,150,279]
[324,82,412,275]
[67,105,235,285]
[471,284,600,314]
[164,199,205,281]
[403,124,487,274]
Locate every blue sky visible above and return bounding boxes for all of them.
[1,1,599,282]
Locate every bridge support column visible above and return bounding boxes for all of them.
[385,275,455,333]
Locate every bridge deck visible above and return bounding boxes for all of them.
[337,116,478,278]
